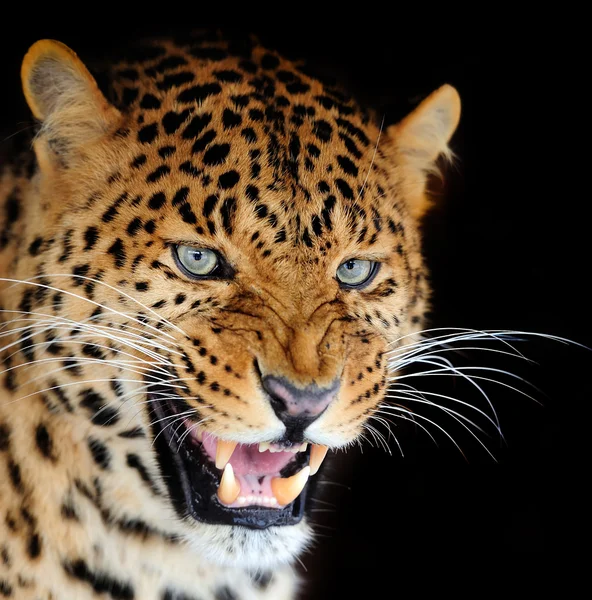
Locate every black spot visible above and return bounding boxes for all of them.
[313,120,333,143]
[286,81,310,94]
[148,192,167,210]
[182,114,213,139]
[158,145,176,159]
[214,586,238,600]
[0,424,10,451]
[218,170,240,189]
[203,194,218,218]
[63,559,134,599]
[80,389,120,427]
[107,239,126,268]
[337,155,359,177]
[274,229,286,243]
[203,143,230,165]
[222,108,242,129]
[177,82,222,104]
[249,108,264,121]
[251,571,273,590]
[28,236,43,256]
[179,161,201,177]
[162,109,192,134]
[245,185,259,201]
[336,117,370,145]
[215,69,243,83]
[335,178,354,200]
[255,204,268,219]
[131,154,147,169]
[175,294,186,305]
[135,282,149,292]
[241,127,257,143]
[118,427,145,439]
[0,580,12,597]
[138,123,158,144]
[140,94,161,109]
[220,197,237,235]
[35,423,54,460]
[191,130,217,154]
[8,460,23,492]
[87,438,111,470]
[126,218,143,236]
[172,187,190,207]
[61,500,80,521]
[157,71,194,91]
[28,533,41,559]
[144,220,156,234]
[147,165,171,183]
[179,204,197,224]
[126,453,160,496]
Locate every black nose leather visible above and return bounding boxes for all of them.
[262,375,340,443]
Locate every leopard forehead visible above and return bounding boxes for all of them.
[69,37,410,259]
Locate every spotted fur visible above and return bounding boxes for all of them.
[0,31,460,599]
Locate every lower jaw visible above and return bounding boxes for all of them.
[149,393,309,530]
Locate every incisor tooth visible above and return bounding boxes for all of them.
[271,466,310,506]
[309,444,328,475]
[215,439,238,469]
[217,463,240,505]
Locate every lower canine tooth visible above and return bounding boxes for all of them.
[215,439,238,469]
[271,466,310,506]
[309,444,329,475]
[217,463,240,505]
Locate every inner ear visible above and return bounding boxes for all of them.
[385,84,461,219]
[21,39,121,159]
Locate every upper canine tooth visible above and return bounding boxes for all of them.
[271,466,310,506]
[215,439,238,469]
[258,442,270,453]
[217,463,240,505]
[309,444,328,475]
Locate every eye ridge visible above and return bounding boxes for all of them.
[172,244,235,280]
[336,259,380,290]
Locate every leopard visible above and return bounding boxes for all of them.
[0,30,460,599]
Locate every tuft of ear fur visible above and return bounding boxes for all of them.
[386,84,461,219]
[21,39,121,167]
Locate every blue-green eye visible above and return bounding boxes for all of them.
[175,246,219,277]
[336,259,377,288]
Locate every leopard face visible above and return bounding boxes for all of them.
[1,32,459,574]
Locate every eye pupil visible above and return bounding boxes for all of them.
[345,260,356,270]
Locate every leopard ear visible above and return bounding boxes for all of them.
[386,84,461,219]
[21,39,121,168]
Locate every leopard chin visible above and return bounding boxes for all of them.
[183,520,312,570]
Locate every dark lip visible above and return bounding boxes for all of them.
[148,388,309,530]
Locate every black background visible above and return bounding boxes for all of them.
[0,19,586,597]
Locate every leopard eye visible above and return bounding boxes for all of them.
[336,259,377,288]
[175,245,219,277]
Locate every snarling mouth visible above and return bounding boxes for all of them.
[150,391,328,529]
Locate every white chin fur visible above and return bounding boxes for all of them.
[181,519,312,570]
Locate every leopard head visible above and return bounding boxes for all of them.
[14,35,460,569]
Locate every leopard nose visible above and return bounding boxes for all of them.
[262,375,340,429]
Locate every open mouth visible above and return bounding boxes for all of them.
[149,391,329,529]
